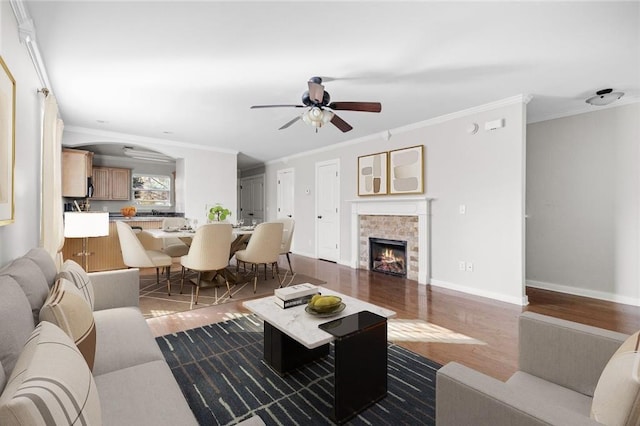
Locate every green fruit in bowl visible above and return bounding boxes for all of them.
[309,295,342,313]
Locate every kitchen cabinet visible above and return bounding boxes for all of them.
[62,148,93,198]
[92,167,131,200]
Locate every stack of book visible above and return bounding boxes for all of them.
[274,283,320,309]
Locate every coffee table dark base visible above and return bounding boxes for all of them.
[263,321,329,375]
[332,317,387,423]
[262,312,388,424]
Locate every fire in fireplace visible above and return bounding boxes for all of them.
[369,237,407,277]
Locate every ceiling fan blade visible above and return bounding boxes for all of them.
[278,116,301,130]
[308,81,325,104]
[330,114,353,133]
[327,101,382,113]
[250,104,305,109]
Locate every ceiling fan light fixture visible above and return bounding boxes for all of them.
[302,107,332,128]
[585,88,624,106]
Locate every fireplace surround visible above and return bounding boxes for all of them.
[350,197,432,284]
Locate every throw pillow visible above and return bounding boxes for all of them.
[39,278,96,370]
[0,321,101,425]
[0,276,34,391]
[58,259,95,310]
[591,330,640,425]
[2,257,50,324]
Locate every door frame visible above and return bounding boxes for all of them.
[314,158,340,260]
[238,174,265,223]
[276,167,295,219]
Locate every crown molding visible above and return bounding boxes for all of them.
[267,94,531,166]
[527,96,640,124]
[64,126,238,155]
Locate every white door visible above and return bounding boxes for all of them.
[316,159,340,262]
[239,175,265,224]
[277,168,294,219]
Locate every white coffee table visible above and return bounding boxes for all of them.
[243,286,396,423]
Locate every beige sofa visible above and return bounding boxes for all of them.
[436,312,638,425]
[0,248,198,425]
[0,248,265,425]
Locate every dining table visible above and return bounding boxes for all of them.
[144,226,255,286]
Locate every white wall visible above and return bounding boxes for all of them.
[526,103,640,305]
[264,96,528,305]
[0,2,44,266]
[62,128,238,226]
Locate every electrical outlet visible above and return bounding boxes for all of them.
[466,262,474,272]
[458,261,466,271]
[459,204,466,215]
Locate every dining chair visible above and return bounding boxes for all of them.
[271,217,295,273]
[234,222,284,293]
[116,221,173,295]
[179,223,233,304]
[161,217,191,257]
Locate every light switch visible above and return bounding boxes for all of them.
[459,204,466,215]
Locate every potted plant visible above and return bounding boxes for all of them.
[208,204,231,222]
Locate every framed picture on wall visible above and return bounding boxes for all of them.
[357,151,388,196]
[389,145,424,195]
[0,56,15,226]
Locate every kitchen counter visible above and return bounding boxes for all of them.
[109,212,185,221]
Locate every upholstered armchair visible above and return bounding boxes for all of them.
[436,312,637,426]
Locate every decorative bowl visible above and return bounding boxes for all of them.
[307,295,342,313]
[120,206,137,218]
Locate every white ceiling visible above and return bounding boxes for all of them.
[26,1,640,170]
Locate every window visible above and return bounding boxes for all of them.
[132,174,171,206]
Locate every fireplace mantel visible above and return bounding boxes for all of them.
[349,197,432,285]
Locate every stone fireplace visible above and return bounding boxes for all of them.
[350,197,431,284]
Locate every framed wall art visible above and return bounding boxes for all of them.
[358,151,388,196]
[0,56,15,226]
[389,145,424,195]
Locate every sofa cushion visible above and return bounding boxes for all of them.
[1,258,49,324]
[0,321,101,426]
[24,248,58,288]
[92,306,164,376]
[94,360,197,426]
[591,330,640,425]
[39,278,96,370]
[57,259,95,310]
[0,276,35,392]
[507,371,592,417]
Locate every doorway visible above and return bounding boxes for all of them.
[315,159,340,262]
[238,174,265,224]
[276,168,294,219]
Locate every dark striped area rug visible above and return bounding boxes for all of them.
[156,314,440,426]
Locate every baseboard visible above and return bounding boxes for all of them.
[430,279,529,306]
[526,279,640,307]
[291,250,315,259]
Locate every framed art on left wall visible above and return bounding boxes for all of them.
[358,151,388,196]
[0,56,15,226]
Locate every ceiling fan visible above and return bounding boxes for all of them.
[250,76,382,133]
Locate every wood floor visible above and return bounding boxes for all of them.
[146,254,640,381]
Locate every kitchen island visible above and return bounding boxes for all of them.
[62,215,182,272]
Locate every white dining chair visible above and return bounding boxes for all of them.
[179,223,233,304]
[271,217,295,273]
[116,221,174,295]
[161,217,191,257]
[235,222,284,293]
